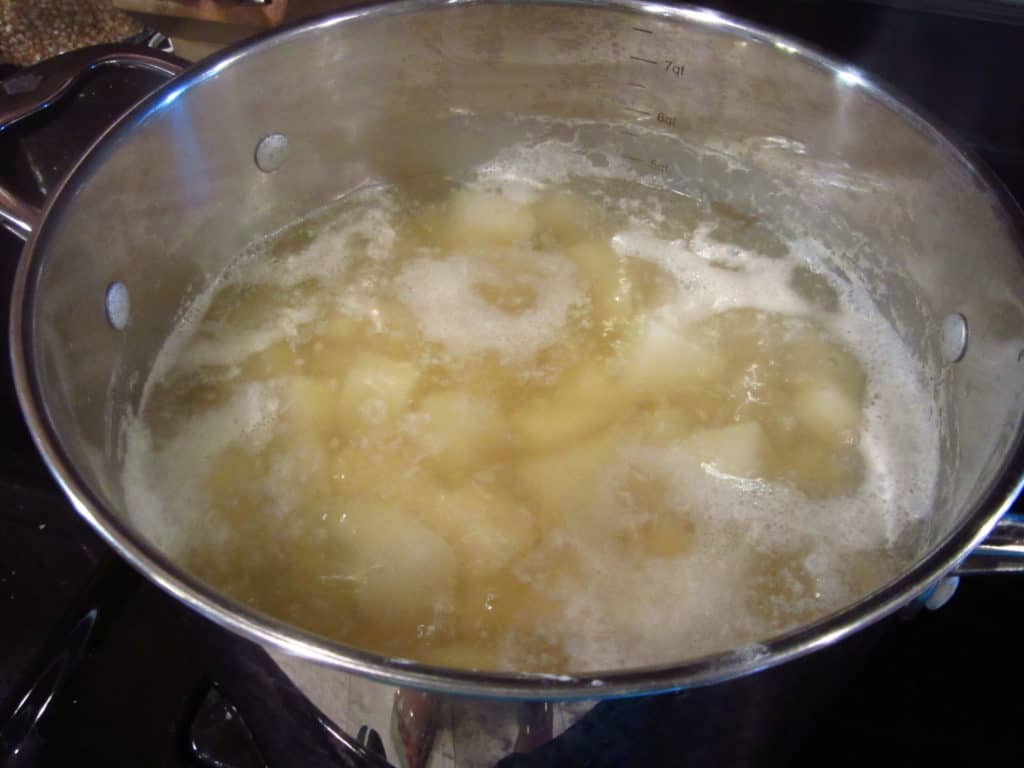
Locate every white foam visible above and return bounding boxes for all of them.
[179,305,320,369]
[147,189,399,388]
[122,381,281,555]
[524,440,887,669]
[610,227,808,320]
[244,197,397,288]
[393,250,581,362]
[473,133,639,190]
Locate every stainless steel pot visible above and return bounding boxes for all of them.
[3,1,1024,765]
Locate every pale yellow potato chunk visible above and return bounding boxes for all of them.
[518,429,619,521]
[278,375,342,437]
[411,389,507,478]
[447,191,535,247]
[376,469,448,517]
[512,364,621,448]
[263,381,338,498]
[680,421,765,478]
[344,507,456,630]
[337,352,420,426]
[623,315,725,397]
[792,384,862,447]
[430,484,538,578]
[331,440,429,502]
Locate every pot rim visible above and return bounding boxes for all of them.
[10,0,1024,700]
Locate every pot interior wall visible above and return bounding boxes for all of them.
[24,2,1024,598]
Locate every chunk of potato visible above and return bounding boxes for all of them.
[512,364,621,448]
[456,571,557,635]
[265,431,334,505]
[336,352,420,427]
[447,191,535,248]
[517,430,619,523]
[792,384,861,447]
[411,389,508,479]
[362,473,535,577]
[623,314,725,397]
[785,442,864,498]
[278,375,343,437]
[331,441,427,502]
[343,507,457,631]
[429,484,538,578]
[376,470,448,517]
[680,421,765,478]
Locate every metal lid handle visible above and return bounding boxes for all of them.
[0,44,187,241]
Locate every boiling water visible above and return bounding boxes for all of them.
[123,168,938,672]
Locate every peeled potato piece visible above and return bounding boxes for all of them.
[512,364,622,448]
[411,389,508,478]
[331,438,430,501]
[624,314,725,398]
[343,507,457,631]
[278,375,343,438]
[336,351,420,427]
[426,484,538,578]
[792,384,862,447]
[680,421,765,478]
[518,429,620,522]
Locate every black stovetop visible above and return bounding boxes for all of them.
[2,2,1023,766]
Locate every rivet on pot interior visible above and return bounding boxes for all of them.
[941,313,968,363]
[105,282,130,330]
[255,132,289,173]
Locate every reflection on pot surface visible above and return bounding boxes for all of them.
[122,153,939,673]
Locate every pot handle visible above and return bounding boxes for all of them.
[955,513,1024,575]
[0,44,188,241]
